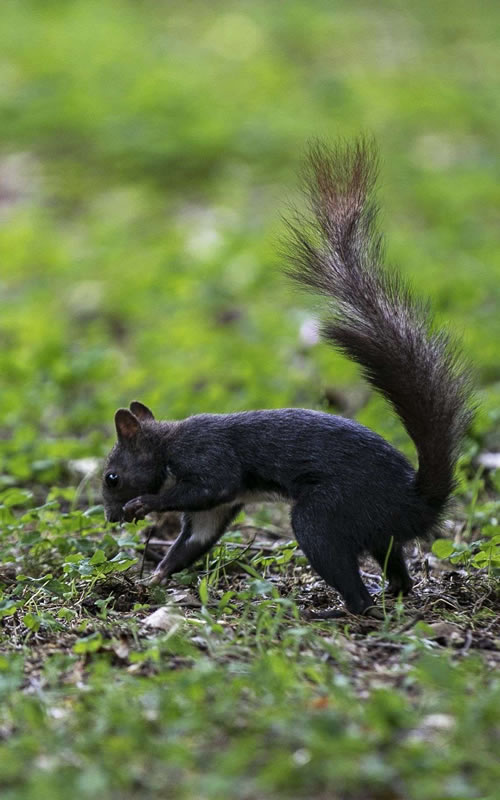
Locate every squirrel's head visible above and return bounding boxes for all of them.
[102,401,166,522]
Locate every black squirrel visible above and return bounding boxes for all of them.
[102,138,473,616]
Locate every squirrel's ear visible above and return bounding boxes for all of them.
[129,401,155,421]
[115,409,141,442]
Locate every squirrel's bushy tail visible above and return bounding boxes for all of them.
[286,138,474,510]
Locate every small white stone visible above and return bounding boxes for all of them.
[69,458,100,477]
[422,713,455,731]
[292,748,311,766]
[142,606,183,632]
[477,452,500,470]
[299,318,320,347]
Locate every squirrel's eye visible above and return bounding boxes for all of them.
[105,472,120,489]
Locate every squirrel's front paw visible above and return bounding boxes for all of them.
[123,496,148,522]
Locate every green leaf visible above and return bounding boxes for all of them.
[431,539,455,559]
[73,633,104,654]
[64,554,85,564]
[0,488,33,508]
[237,562,262,579]
[57,607,76,621]
[199,577,209,606]
[23,612,41,631]
[108,554,137,572]
[218,591,235,612]
[83,505,105,517]
[0,600,18,620]
[89,549,107,565]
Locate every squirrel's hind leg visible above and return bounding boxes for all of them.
[369,541,413,596]
[291,493,374,616]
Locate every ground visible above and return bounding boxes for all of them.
[1,495,499,799]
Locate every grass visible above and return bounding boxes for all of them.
[0,1,499,798]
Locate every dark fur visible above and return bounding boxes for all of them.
[102,140,474,615]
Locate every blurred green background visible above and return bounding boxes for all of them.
[1,5,499,799]
[0,0,499,483]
